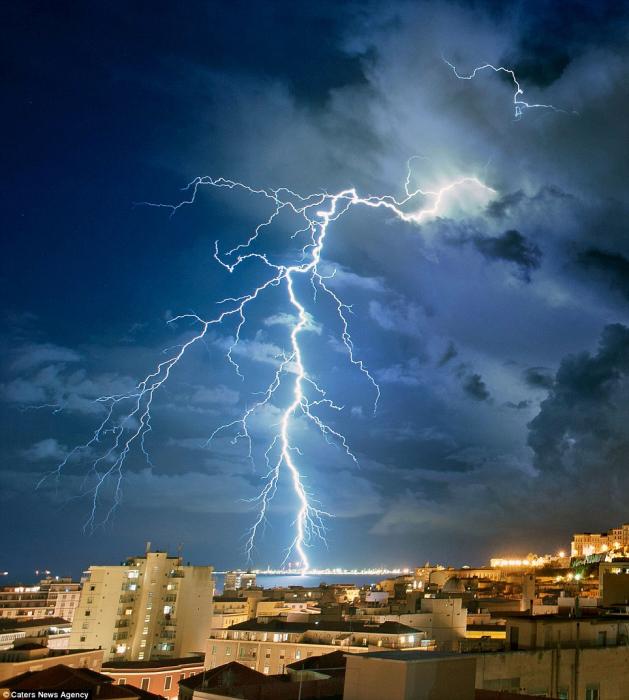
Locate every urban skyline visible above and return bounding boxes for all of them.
[4,1,629,575]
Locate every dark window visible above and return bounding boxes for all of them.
[586,687,599,700]
[141,679,150,691]
[164,676,172,691]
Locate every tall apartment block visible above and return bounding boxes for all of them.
[69,549,214,662]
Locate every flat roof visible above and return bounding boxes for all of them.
[103,655,204,670]
[228,619,421,634]
[350,651,471,662]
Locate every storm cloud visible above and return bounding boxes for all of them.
[3,0,629,574]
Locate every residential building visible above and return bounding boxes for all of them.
[504,613,629,651]
[68,548,214,662]
[103,655,204,699]
[211,597,250,629]
[223,572,256,591]
[475,646,629,699]
[206,619,431,675]
[0,663,164,700]
[354,596,467,650]
[0,646,104,683]
[0,578,81,622]
[0,617,72,650]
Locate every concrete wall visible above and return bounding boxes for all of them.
[344,654,476,700]
[475,646,629,699]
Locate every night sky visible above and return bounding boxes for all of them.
[3,1,629,579]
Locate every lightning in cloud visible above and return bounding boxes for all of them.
[443,58,575,119]
[40,164,495,570]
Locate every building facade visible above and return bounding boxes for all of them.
[103,655,204,699]
[0,578,81,622]
[571,523,629,557]
[68,550,214,662]
[206,619,430,675]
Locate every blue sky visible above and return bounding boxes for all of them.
[3,0,629,578]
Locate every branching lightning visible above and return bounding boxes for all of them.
[443,58,575,119]
[40,165,495,571]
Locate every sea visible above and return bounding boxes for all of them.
[213,573,384,594]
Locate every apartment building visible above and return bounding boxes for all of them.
[210,596,250,629]
[223,571,257,591]
[0,578,81,622]
[206,618,430,675]
[68,549,213,662]
[103,655,204,699]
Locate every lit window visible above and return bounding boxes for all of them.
[225,646,232,657]
[143,627,149,635]
[140,640,147,648]
[138,652,145,660]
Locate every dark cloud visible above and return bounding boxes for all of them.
[578,248,629,301]
[462,373,490,401]
[523,366,554,390]
[473,230,542,282]
[505,400,531,410]
[438,341,458,367]
[3,0,629,573]
[528,323,629,475]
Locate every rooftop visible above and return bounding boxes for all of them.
[351,651,470,662]
[103,655,204,670]
[227,619,421,634]
[0,664,164,700]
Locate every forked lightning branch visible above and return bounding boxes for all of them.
[40,61,567,571]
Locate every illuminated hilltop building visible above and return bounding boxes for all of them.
[571,523,629,558]
[69,546,214,662]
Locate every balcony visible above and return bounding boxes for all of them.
[115,619,130,628]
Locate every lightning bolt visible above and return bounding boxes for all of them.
[39,163,495,571]
[443,58,575,119]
